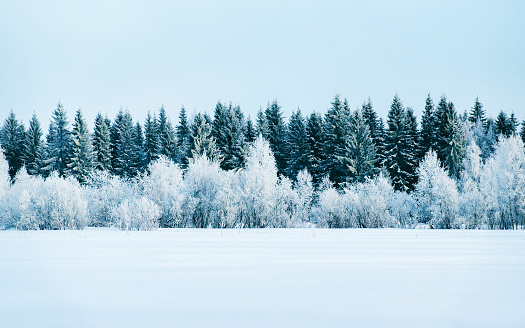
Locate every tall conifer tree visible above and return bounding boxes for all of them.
[0,110,25,180]
[69,109,93,183]
[42,102,71,177]
[22,113,43,176]
[286,109,310,179]
[93,113,111,171]
[265,100,287,176]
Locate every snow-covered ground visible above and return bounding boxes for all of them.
[1,228,524,328]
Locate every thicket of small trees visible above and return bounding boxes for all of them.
[1,94,524,230]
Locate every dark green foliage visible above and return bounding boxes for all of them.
[520,121,525,145]
[144,111,159,166]
[286,109,310,179]
[256,109,268,138]
[265,100,288,176]
[244,117,257,144]
[176,106,191,167]
[306,112,324,184]
[213,102,247,170]
[22,113,43,176]
[405,107,420,186]
[158,105,177,161]
[509,113,519,136]
[42,102,72,178]
[420,94,437,156]
[435,97,465,179]
[362,97,385,168]
[112,110,137,178]
[0,110,25,180]
[468,96,486,126]
[384,94,415,191]
[69,109,93,183]
[93,113,111,171]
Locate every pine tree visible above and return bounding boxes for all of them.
[133,122,146,174]
[22,113,43,176]
[468,96,486,126]
[306,112,324,185]
[144,111,159,166]
[256,109,268,138]
[158,105,177,161]
[384,94,413,191]
[213,103,247,170]
[509,113,519,136]
[188,113,219,161]
[521,121,525,146]
[338,109,377,185]
[176,106,191,167]
[92,113,111,171]
[245,117,257,143]
[405,107,420,187]
[495,110,510,137]
[0,110,25,180]
[322,95,351,187]
[420,94,437,156]
[265,100,288,176]
[68,109,93,183]
[110,108,125,173]
[435,98,465,179]
[362,97,385,168]
[112,110,136,178]
[42,102,72,177]
[286,109,310,179]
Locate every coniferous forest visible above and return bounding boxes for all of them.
[1,94,525,230]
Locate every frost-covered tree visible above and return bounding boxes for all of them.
[480,136,525,229]
[256,108,268,138]
[92,113,111,171]
[111,110,137,178]
[459,142,484,228]
[468,97,486,127]
[351,173,396,228]
[158,105,177,162]
[42,102,72,178]
[213,103,246,171]
[286,109,310,179]
[0,110,25,180]
[176,106,191,168]
[265,100,288,176]
[111,197,160,231]
[188,113,219,161]
[244,117,257,144]
[68,109,93,183]
[293,169,314,223]
[435,98,465,179]
[144,111,159,166]
[362,97,385,168]
[0,151,9,199]
[306,112,324,184]
[521,121,525,146]
[415,150,459,228]
[22,113,43,176]
[141,156,184,227]
[420,94,437,156]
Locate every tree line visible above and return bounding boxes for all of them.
[0,94,524,230]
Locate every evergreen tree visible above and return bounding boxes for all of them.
[521,121,525,146]
[405,107,420,187]
[112,110,136,178]
[68,109,93,183]
[22,113,43,176]
[420,94,437,156]
[176,106,191,167]
[322,95,351,187]
[92,113,111,171]
[188,113,219,161]
[306,112,324,184]
[133,122,146,174]
[435,97,465,179]
[265,100,288,176]
[144,111,159,166]
[158,105,177,161]
[256,108,268,138]
[509,113,519,136]
[338,109,377,185]
[0,110,25,180]
[495,110,510,137]
[213,103,247,170]
[468,96,486,126]
[244,117,257,144]
[286,109,310,179]
[384,94,414,191]
[110,108,125,173]
[42,102,72,177]
[362,97,385,168]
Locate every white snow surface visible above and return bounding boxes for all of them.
[1,228,524,327]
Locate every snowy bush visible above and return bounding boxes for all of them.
[141,156,185,227]
[293,169,314,224]
[351,173,396,228]
[110,197,160,231]
[415,150,459,228]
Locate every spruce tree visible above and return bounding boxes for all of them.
[265,100,288,176]
[362,97,385,168]
[245,117,257,144]
[176,106,191,167]
[286,109,310,179]
[68,109,93,183]
[420,94,437,156]
[435,98,465,179]
[306,112,324,184]
[256,108,268,138]
[112,110,136,178]
[384,94,413,191]
[42,102,72,177]
[468,96,486,126]
[338,109,377,185]
[405,107,420,187]
[520,121,525,146]
[22,113,43,176]
[144,111,159,166]
[158,105,177,161]
[92,113,111,171]
[0,110,25,180]
[322,95,351,187]
[110,108,125,173]
[188,113,219,161]
[495,110,510,137]
[133,122,146,174]
[509,113,519,136]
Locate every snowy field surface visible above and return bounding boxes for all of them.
[1,229,524,328]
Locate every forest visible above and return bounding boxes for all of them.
[1,94,524,230]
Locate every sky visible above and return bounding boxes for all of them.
[0,0,524,127]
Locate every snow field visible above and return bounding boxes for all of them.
[1,228,524,327]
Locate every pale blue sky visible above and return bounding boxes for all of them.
[1,0,523,127]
